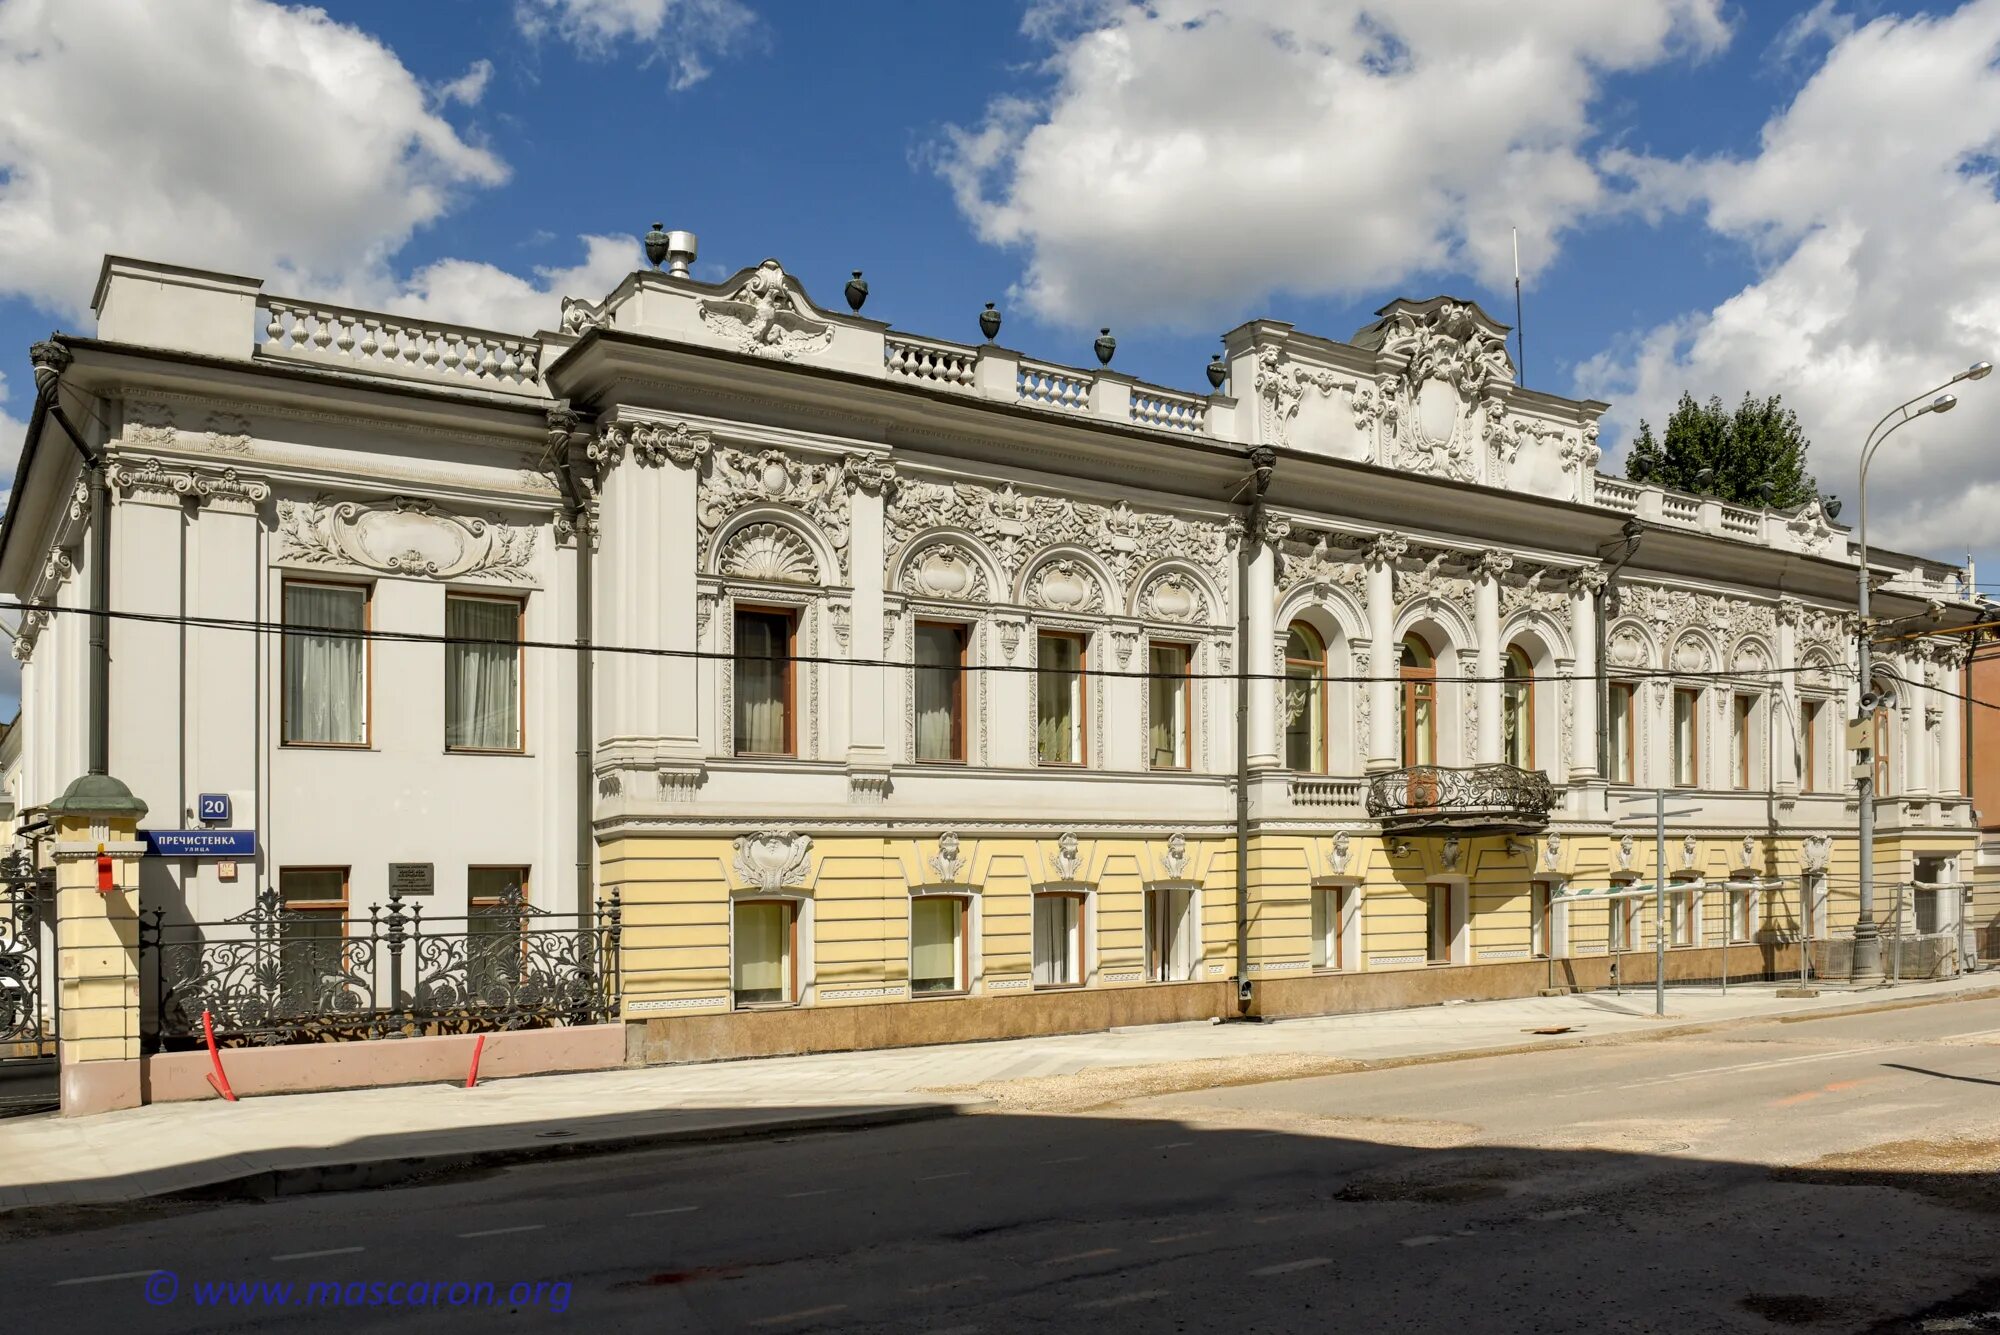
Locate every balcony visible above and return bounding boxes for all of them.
[1365,764,1554,834]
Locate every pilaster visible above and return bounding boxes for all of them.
[1245,515,1282,770]
[1365,533,1405,772]
[1569,569,1602,783]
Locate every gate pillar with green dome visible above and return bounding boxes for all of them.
[46,772,148,1116]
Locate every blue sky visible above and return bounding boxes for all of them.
[4,1,2000,714]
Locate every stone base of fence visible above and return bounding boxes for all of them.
[61,1024,631,1114]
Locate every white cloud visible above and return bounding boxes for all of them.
[1580,1,2000,559]
[379,234,640,333]
[0,369,22,511]
[933,0,1729,329]
[512,0,758,89]
[0,0,506,320]
[434,58,494,108]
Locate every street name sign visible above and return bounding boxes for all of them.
[141,829,257,858]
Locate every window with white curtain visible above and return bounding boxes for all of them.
[1145,886,1196,981]
[1312,885,1347,970]
[914,623,965,763]
[1673,688,1701,787]
[734,609,795,756]
[468,866,528,999]
[283,582,368,745]
[446,594,522,751]
[734,899,795,1006]
[910,896,966,994]
[1032,893,1082,987]
[1148,642,1191,769]
[1036,632,1087,766]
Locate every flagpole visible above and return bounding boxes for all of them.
[1512,227,1525,387]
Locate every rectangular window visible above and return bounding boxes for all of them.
[1730,887,1755,943]
[283,582,368,746]
[1312,885,1348,970]
[914,622,966,763]
[1731,695,1754,790]
[1145,886,1196,982]
[1531,881,1555,958]
[1426,886,1458,965]
[446,594,523,752]
[910,896,967,995]
[1036,632,1087,766]
[1032,894,1082,987]
[1609,684,1636,783]
[1609,885,1637,952]
[733,899,796,1006]
[278,867,347,1011]
[1673,689,1701,788]
[1914,887,1942,935]
[1873,707,1893,794]
[734,609,795,756]
[467,866,528,1000]
[1802,700,1823,793]
[1670,880,1698,946]
[1148,643,1192,770]
[1803,872,1826,940]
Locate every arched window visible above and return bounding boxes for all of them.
[1502,645,1534,769]
[1284,623,1326,773]
[1399,633,1436,767]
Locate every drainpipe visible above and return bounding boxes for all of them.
[29,340,109,776]
[546,404,594,929]
[1235,445,1277,1015]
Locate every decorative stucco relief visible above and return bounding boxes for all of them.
[700,448,852,578]
[732,830,814,892]
[275,496,535,582]
[108,457,271,509]
[901,543,989,601]
[1376,300,1511,483]
[886,478,1230,601]
[1254,345,1356,446]
[595,419,712,470]
[698,260,835,360]
[719,523,819,584]
[1396,551,1474,621]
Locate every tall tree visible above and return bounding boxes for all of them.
[1624,391,1817,508]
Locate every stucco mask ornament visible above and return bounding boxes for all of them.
[1162,833,1189,880]
[929,832,965,885]
[1331,831,1352,874]
[1053,832,1083,881]
[1682,834,1698,869]
[1801,834,1831,873]
[1543,832,1561,870]
[1741,835,1757,869]
[1442,836,1462,871]
[698,259,834,360]
[733,831,814,893]
[1619,834,1635,871]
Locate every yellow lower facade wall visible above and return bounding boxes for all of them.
[609,828,1974,1029]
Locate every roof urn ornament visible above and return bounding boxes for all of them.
[979,302,1002,342]
[643,222,671,270]
[1822,494,1843,521]
[844,270,869,313]
[1206,354,1228,391]
[1093,328,1116,366]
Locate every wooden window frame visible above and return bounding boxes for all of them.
[1032,891,1087,989]
[732,897,800,1009]
[913,621,968,764]
[1531,880,1554,959]
[909,893,970,997]
[1313,884,1349,972]
[1148,640,1194,772]
[1802,699,1823,793]
[1608,882,1638,952]
[1144,885,1197,982]
[1731,694,1755,791]
[1729,887,1755,943]
[468,865,531,985]
[1669,876,1699,947]
[1400,634,1438,768]
[1609,683,1637,784]
[1425,883,1460,966]
[1036,631,1090,768]
[277,865,352,976]
[1503,646,1536,771]
[733,605,798,759]
[281,579,372,749]
[1673,687,1702,789]
[1283,622,1328,774]
[444,591,528,755]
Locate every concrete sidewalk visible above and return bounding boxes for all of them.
[4,972,1995,1211]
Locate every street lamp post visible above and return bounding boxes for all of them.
[1852,361,1989,982]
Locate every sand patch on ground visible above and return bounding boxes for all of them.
[1802,1137,2000,1175]
[925,1053,1368,1115]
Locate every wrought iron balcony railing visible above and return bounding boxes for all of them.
[1365,764,1555,833]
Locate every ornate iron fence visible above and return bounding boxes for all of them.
[0,852,53,1059]
[1365,763,1555,832]
[141,885,620,1049]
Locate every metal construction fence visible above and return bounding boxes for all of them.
[139,884,621,1049]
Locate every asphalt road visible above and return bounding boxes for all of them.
[7,997,2000,1334]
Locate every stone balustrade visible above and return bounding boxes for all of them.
[259,298,546,395]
